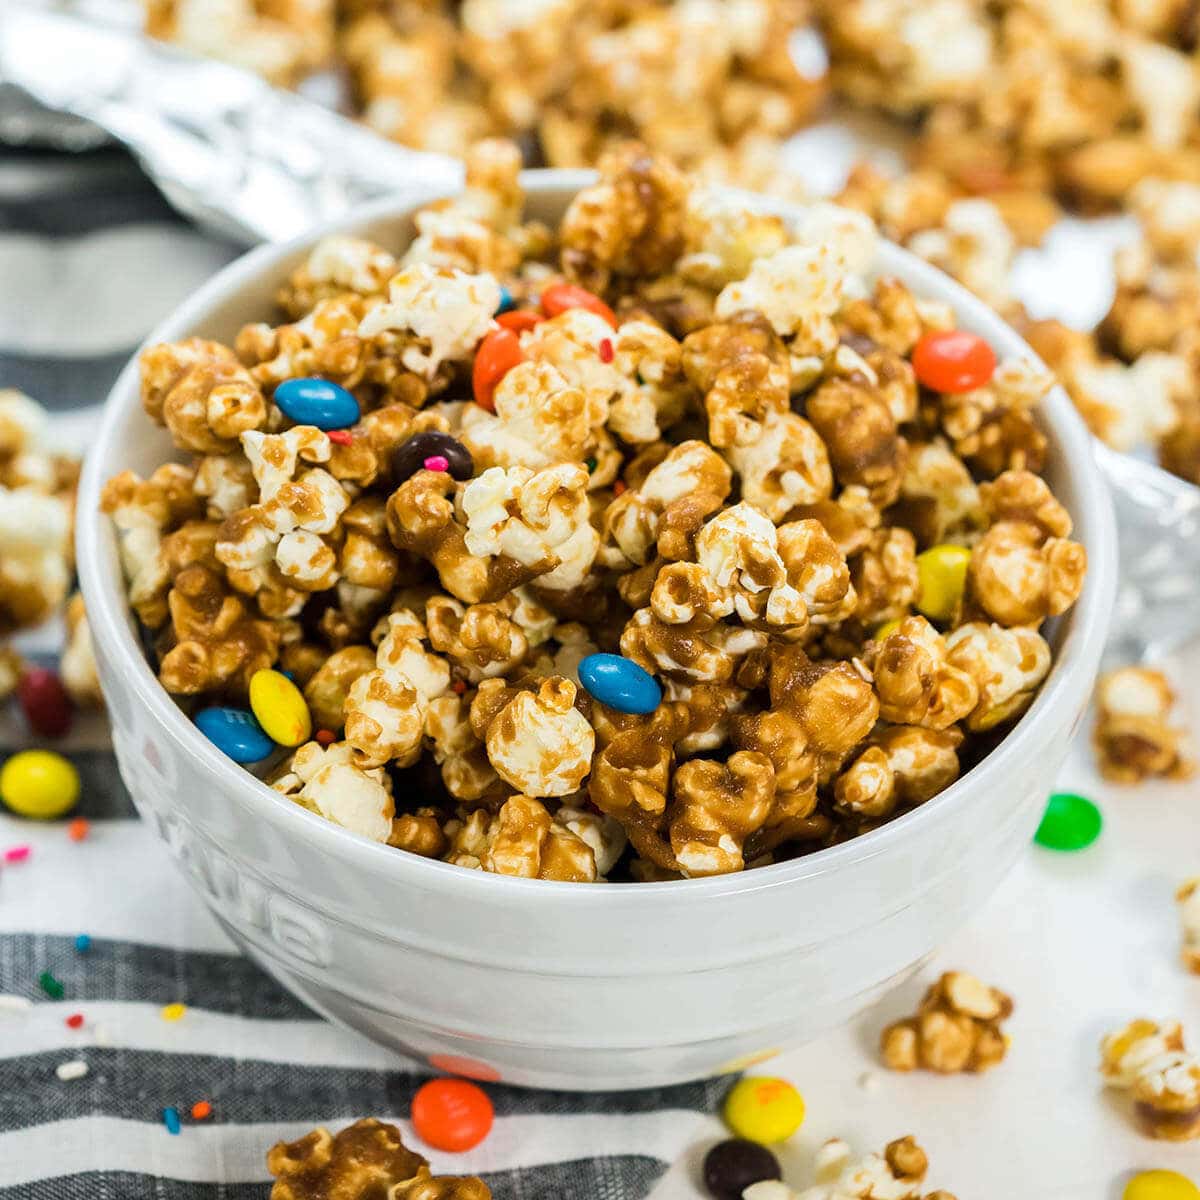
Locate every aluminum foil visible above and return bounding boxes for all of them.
[2,2,1198,659]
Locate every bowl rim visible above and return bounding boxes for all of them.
[76,167,1118,906]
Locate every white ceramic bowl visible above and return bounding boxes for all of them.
[77,171,1117,1091]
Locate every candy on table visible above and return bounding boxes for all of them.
[1125,1171,1200,1200]
[0,750,80,819]
[4,844,30,863]
[703,1138,782,1200]
[1100,1018,1200,1141]
[74,934,91,953]
[194,707,274,764]
[266,1117,492,1199]
[722,1076,806,1145]
[577,653,662,715]
[17,667,73,738]
[392,432,474,483]
[39,971,64,999]
[55,1059,88,1082]
[191,1100,213,1120]
[249,670,312,748]
[1034,792,1103,851]
[912,330,997,393]
[271,377,360,430]
[162,1106,182,1135]
[161,1002,187,1022]
[410,1077,494,1153]
[67,817,90,842]
[880,971,1013,1074]
[65,1012,84,1029]
[914,544,971,623]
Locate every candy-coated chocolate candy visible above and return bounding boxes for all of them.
[273,377,360,430]
[392,431,474,483]
[722,1076,805,1144]
[18,668,73,738]
[249,669,312,748]
[873,618,903,642]
[578,653,661,714]
[1035,792,1102,851]
[472,328,524,411]
[915,544,971,623]
[194,707,274,763]
[0,750,80,819]
[496,309,543,333]
[496,285,515,314]
[912,330,996,393]
[703,1138,782,1200]
[1125,1171,1200,1200]
[540,282,617,327]
[411,1078,493,1152]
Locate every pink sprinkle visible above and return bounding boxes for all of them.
[423,455,450,473]
[4,845,31,864]
[327,429,353,446]
[599,338,614,363]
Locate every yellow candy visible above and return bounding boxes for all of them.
[249,669,312,748]
[915,544,972,623]
[161,1002,187,1022]
[0,750,80,820]
[1125,1171,1200,1200]
[722,1076,806,1144]
[873,618,903,641]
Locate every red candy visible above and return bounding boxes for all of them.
[472,329,525,412]
[599,337,614,363]
[496,310,543,333]
[540,282,617,328]
[411,1078,494,1152]
[912,330,997,394]
[326,429,354,446]
[18,668,73,739]
[65,1013,84,1029]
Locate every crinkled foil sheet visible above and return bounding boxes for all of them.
[2,2,1198,660]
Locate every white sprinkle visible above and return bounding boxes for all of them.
[858,1071,881,1093]
[93,1024,113,1047]
[0,994,32,1013]
[55,1059,89,1082]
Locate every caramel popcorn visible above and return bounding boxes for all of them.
[1101,1018,1200,1141]
[1093,666,1195,784]
[1177,879,1200,975]
[267,1118,490,1200]
[745,1134,956,1200]
[109,141,1084,881]
[881,971,1012,1074]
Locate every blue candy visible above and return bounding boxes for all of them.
[194,707,274,763]
[162,1106,181,1135]
[496,285,515,314]
[577,653,662,715]
[273,377,360,430]
[74,934,92,953]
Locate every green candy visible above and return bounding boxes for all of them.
[1034,792,1102,851]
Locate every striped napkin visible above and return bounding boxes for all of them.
[0,144,722,1199]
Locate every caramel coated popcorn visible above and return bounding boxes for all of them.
[267,1118,490,1199]
[110,142,1085,882]
[745,1135,957,1200]
[880,971,1013,1074]
[1093,666,1195,784]
[1101,1018,1200,1141]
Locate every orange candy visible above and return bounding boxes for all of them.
[411,1078,494,1152]
[496,310,543,333]
[472,329,525,412]
[912,330,996,394]
[540,282,617,328]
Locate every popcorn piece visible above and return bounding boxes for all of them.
[805,378,907,507]
[140,338,266,454]
[851,528,919,627]
[835,726,962,817]
[1100,1018,1200,1141]
[895,440,984,547]
[60,594,103,708]
[426,593,529,682]
[745,1134,951,1200]
[278,235,398,318]
[679,189,789,288]
[482,675,595,798]
[274,741,396,843]
[556,804,627,877]
[1093,667,1195,783]
[303,644,376,732]
[668,751,776,876]
[725,408,833,521]
[267,1117,490,1200]
[945,622,1051,732]
[873,616,978,730]
[881,971,1013,1074]
[445,794,597,881]
[1177,880,1200,975]
[968,521,1087,627]
[343,610,450,768]
[0,479,74,636]
[358,264,501,379]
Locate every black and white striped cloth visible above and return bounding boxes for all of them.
[0,146,724,1199]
